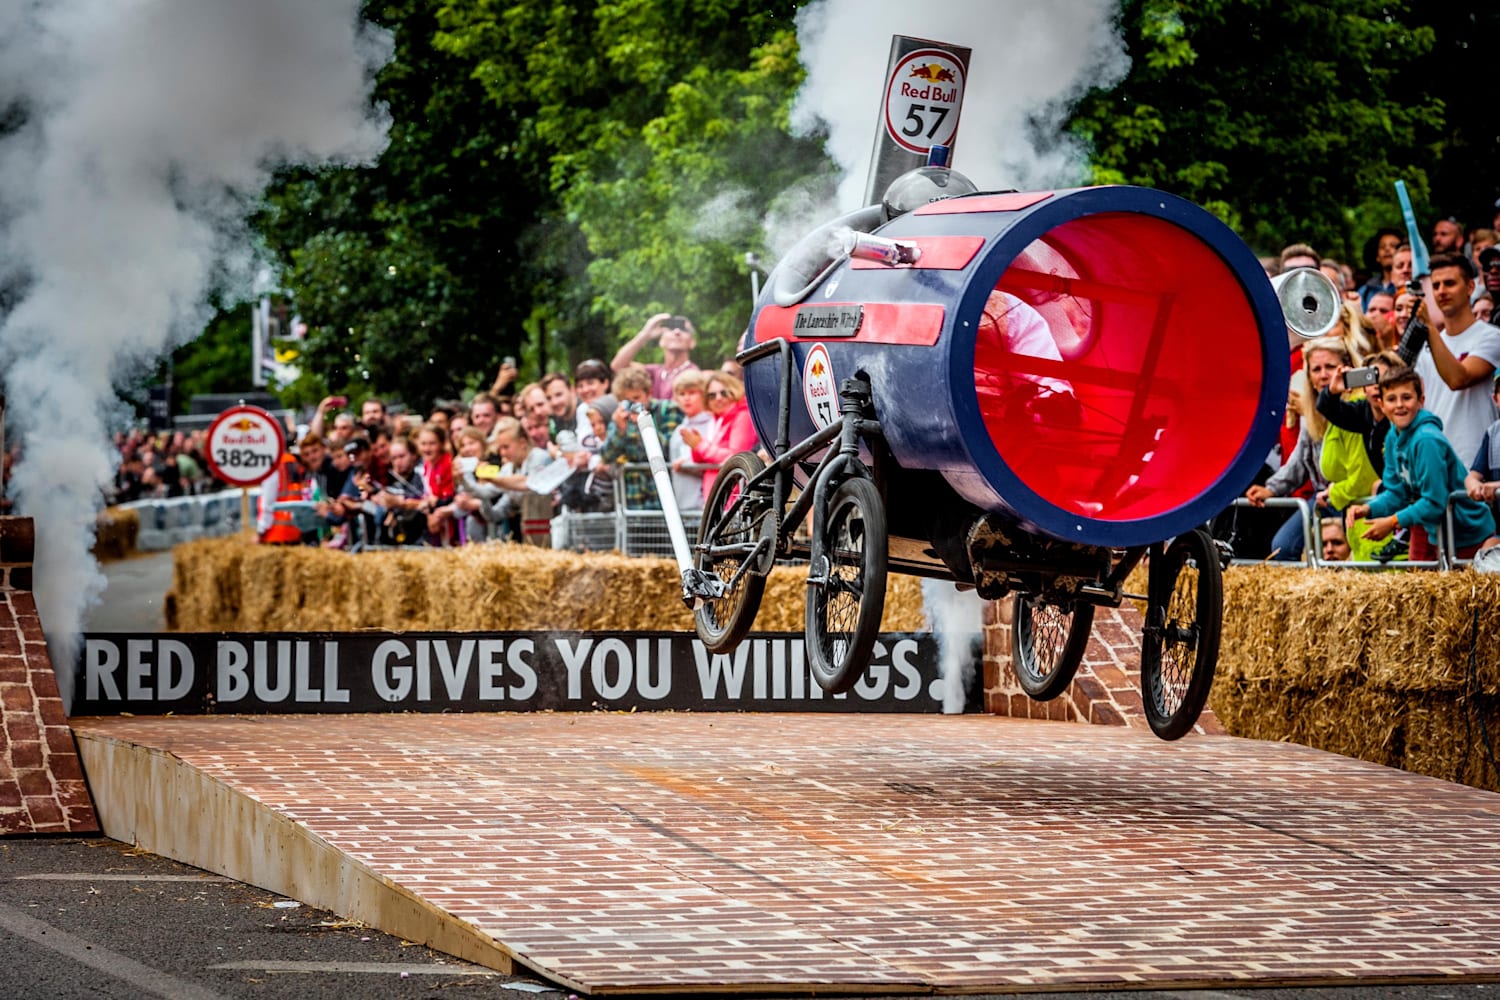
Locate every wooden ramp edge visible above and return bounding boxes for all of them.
[72,728,525,981]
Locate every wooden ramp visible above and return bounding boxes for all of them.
[72,712,1500,996]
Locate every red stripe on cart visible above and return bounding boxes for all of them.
[913,192,1054,215]
[756,302,944,347]
[849,236,985,270]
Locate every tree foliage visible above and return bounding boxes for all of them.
[1070,0,1440,263]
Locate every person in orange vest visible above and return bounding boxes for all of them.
[256,450,308,544]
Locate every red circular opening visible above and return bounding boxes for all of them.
[972,212,1264,522]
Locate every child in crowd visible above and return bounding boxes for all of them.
[1347,367,1497,563]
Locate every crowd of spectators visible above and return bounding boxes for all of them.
[1242,208,1500,566]
[215,313,751,548]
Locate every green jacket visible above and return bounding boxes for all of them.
[1319,404,1379,512]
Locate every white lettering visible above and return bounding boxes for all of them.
[753,639,768,699]
[891,639,922,699]
[415,642,431,701]
[254,641,292,702]
[770,639,786,699]
[158,640,193,700]
[433,639,475,700]
[507,639,536,700]
[556,638,593,699]
[294,642,316,702]
[692,641,751,698]
[323,643,349,703]
[635,638,671,700]
[126,639,152,700]
[592,638,632,700]
[217,641,249,702]
[84,640,121,702]
[371,640,412,701]
[478,639,505,699]
[854,643,889,699]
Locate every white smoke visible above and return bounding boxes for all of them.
[0,0,391,706]
[791,0,1130,212]
[921,579,986,713]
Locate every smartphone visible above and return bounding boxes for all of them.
[1345,366,1380,389]
[330,395,349,408]
[475,463,502,480]
[501,356,516,368]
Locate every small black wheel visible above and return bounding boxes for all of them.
[694,452,771,654]
[1141,528,1222,740]
[1012,595,1095,701]
[806,477,887,694]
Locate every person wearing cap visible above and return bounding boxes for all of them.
[332,436,382,547]
[1479,245,1500,302]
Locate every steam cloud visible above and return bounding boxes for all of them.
[0,0,391,706]
[791,0,1130,210]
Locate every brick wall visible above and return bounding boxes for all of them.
[0,517,98,834]
[982,596,1223,736]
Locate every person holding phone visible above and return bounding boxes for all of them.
[611,312,700,399]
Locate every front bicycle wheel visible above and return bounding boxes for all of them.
[805,477,887,694]
[1012,595,1094,702]
[693,452,770,654]
[1140,528,1222,740]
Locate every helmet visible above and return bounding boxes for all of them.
[882,165,979,221]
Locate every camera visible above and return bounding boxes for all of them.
[660,316,689,330]
[501,356,516,368]
[1344,366,1380,389]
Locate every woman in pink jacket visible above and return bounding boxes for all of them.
[680,371,758,500]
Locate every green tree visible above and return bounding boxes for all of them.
[255,0,558,410]
[436,0,826,363]
[1070,0,1439,266]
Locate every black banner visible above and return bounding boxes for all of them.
[74,632,979,715]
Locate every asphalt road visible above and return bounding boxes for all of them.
[82,550,176,633]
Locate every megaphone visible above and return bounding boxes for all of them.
[1271,266,1341,339]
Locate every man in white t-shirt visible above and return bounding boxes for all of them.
[1413,253,1500,466]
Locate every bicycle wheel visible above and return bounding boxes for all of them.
[805,477,887,694]
[694,451,770,654]
[1140,528,1222,740]
[1011,595,1095,702]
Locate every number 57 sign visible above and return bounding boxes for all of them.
[864,37,971,205]
[205,404,285,488]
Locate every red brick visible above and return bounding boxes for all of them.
[0,783,20,808]
[1,685,31,712]
[64,805,99,832]
[0,631,20,656]
[1090,702,1126,726]
[9,591,36,618]
[15,769,51,797]
[0,659,23,685]
[23,796,63,828]
[8,736,42,770]
[44,726,76,756]
[0,809,29,835]
[55,781,92,808]
[47,754,85,784]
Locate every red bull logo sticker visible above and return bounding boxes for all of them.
[802,343,838,430]
[884,48,965,154]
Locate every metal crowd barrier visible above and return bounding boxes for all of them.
[552,461,710,558]
[1224,492,1480,571]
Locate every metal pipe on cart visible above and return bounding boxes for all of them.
[630,404,720,607]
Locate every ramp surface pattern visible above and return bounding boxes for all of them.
[73,713,1500,995]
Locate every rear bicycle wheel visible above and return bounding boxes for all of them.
[1140,528,1222,740]
[1011,595,1094,701]
[693,452,770,654]
[805,477,887,694]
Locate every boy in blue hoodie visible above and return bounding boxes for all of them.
[1347,367,1497,563]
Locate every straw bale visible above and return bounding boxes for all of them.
[1401,695,1500,792]
[92,506,139,562]
[1211,679,1407,770]
[167,536,926,634]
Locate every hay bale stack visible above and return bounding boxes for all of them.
[92,506,139,562]
[1212,565,1500,792]
[167,536,927,634]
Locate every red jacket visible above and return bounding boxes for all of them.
[692,398,758,498]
